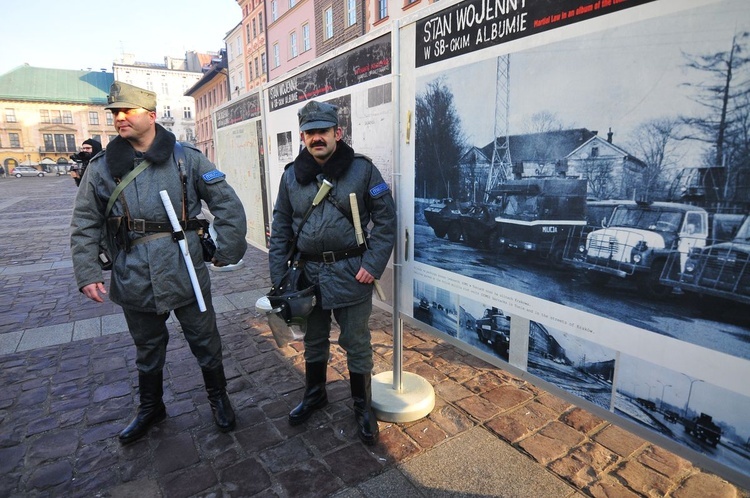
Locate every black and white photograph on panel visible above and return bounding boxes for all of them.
[413,280,459,338]
[413,0,750,361]
[614,354,750,478]
[458,294,511,362]
[527,321,614,410]
[277,131,294,164]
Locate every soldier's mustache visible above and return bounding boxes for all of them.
[311,140,326,147]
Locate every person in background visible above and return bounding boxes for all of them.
[70,138,102,186]
[268,100,396,445]
[70,81,247,445]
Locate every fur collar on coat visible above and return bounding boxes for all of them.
[106,124,176,179]
[293,139,355,185]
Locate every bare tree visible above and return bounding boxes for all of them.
[522,111,569,135]
[415,78,467,199]
[580,158,617,200]
[628,118,685,200]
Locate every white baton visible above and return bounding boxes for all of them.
[349,193,386,301]
[159,190,207,312]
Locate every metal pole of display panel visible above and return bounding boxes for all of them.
[371,23,435,423]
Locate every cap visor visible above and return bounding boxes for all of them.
[104,101,142,110]
[300,120,337,131]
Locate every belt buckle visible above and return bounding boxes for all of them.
[322,251,336,264]
[132,218,146,233]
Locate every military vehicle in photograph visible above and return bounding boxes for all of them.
[572,201,710,299]
[678,214,750,305]
[461,178,588,266]
[423,197,465,242]
[684,412,721,448]
[475,307,511,355]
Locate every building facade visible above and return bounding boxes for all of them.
[185,53,229,163]
[0,65,113,174]
[238,0,268,91]
[113,53,204,143]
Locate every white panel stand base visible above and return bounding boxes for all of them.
[371,371,435,423]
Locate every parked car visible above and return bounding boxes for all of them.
[13,166,45,178]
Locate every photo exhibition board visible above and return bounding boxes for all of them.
[214,91,270,249]
[396,0,750,486]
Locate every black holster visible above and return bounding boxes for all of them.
[107,216,131,253]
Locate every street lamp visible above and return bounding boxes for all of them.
[682,376,704,419]
[658,381,672,410]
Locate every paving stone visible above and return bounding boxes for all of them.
[518,420,586,465]
[153,434,201,475]
[259,436,314,473]
[592,424,647,458]
[481,384,535,411]
[485,399,557,443]
[614,459,673,496]
[636,444,693,479]
[671,472,740,498]
[108,479,162,498]
[455,393,503,421]
[75,443,119,474]
[369,424,421,464]
[324,443,385,486]
[428,400,475,436]
[92,380,132,403]
[81,422,123,445]
[27,460,73,491]
[220,457,272,496]
[548,441,620,489]
[561,407,605,434]
[26,415,60,436]
[276,458,345,497]
[403,418,448,450]
[236,420,285,453]
[0,444,25,474]
[587,478,642,498]
[160,463,218,498]
[26,429,79,464]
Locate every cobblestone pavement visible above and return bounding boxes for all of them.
[0,176,748,497]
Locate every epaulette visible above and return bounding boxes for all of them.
[353,153,374,164]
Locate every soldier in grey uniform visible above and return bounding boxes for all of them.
[70,82,247,444]
[269,100,396,445]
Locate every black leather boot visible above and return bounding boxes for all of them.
[202,366,236,432]
[350,371,379,445]
[288,362,328,426]
[119,370,167,444]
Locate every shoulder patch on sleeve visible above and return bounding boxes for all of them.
[202,169,226,184]
[369,181,390,198]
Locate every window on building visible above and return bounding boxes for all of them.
[252,18,257,38]
[303,24,310,51]
[54,134,66,152]
[289,0,296,8]
[271,0,278,21]
[91,134,101,144]
[248,61,254,80]
[591,146,599,158]
[106,113,114,126]
[9,133,20,148]
[89,111,99,125]
[40,110,50,123]
[346,0,357,26]
[261,53,267,75]
[254,58,260,79]
[5,109,16,123]
[51,110,62,124]
[259,13,264,32]
[66,134,77,152]
[290,31,298,58]
[108,134,117,143]
[162,82,169,93]
[273,44,280,68]
[146,81,154,91]
[378,0,387,20]
[43,134,54,151]
[324,7,333,39]
[184,107,192,119]
[164,106,171,118]
[63,110,73,124]
[246,23,252,43]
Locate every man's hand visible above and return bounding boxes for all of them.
[355,267,375,284]
[82,282,107,303]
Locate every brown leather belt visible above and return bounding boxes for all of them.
[299,244,366,264]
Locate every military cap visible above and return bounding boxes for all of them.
[298,101,338,131]
[105,81,157,111]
